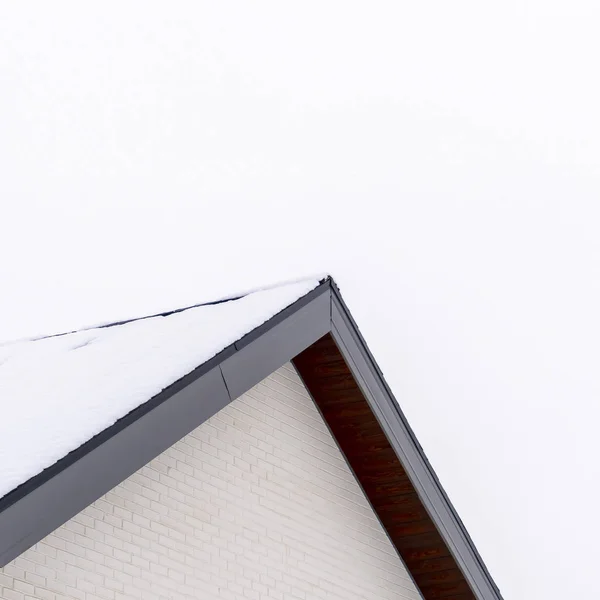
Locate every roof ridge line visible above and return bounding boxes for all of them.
[0,274,330,347]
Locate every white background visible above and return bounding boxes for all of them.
[2,2,599,598]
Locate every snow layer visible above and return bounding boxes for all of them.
[0,279,320,501]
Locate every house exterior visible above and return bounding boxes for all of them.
[0,277,503,600]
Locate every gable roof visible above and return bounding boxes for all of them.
[0,278,320,502]
[0,277,503,600]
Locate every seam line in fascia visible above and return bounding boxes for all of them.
[218,365,233,402]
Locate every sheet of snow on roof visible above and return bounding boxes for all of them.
[0,279,320,501]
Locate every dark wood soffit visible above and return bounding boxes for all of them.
[293,334,477,600]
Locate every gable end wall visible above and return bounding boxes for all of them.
[0,364,422,600]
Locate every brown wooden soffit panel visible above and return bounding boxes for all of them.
[293,334,477,600]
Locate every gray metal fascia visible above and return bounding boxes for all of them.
[0,281,332,568]
[329,287,503,600]
[221,288,331,400]
[0,366,230,567]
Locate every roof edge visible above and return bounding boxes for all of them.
[0,280,332,566]
[329,281,503,600]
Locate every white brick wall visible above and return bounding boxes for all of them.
[1,364,422,600]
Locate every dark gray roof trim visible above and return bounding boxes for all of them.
[0,282,330,567]
[329,283,503,600]
[0,277,503,600]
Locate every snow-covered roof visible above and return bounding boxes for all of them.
[0,278,320,502]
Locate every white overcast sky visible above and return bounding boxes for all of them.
[2,2,600,598]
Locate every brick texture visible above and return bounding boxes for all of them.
[1,364,422,600]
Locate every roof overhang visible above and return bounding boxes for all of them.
[0,278,503,600]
